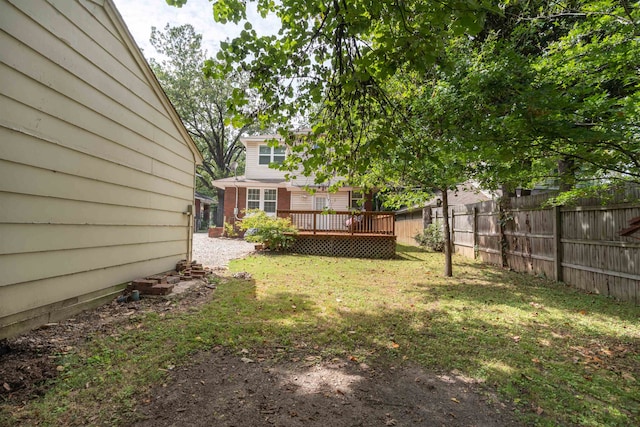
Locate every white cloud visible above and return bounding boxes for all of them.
[112,0,277,60]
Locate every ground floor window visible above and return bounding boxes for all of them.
[351,190,364,209]
[247,188,277,215]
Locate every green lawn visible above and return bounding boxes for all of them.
[2,245,638,426]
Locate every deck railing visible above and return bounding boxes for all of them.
[277,210,395,235]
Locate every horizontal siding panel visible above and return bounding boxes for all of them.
[0,255,181,319]
[0,224,186,255]
[4,0,191,160]
[0,96,194,187]
[52,0,142,83]
[0,46,193,171]
[0,73,193,181]
[77,0,121,41]
[0,240,186,287]
[328,192,350,210]
[0,192,189,226]
[290,193,313,210]
[0,126,192,200]
[0,160,190,212]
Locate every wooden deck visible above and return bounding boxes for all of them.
[278,210,396,258]
[277,210,395,235]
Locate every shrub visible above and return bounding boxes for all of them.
[239,209,298,250]
[223,221,238,237]
[414,223,445,252]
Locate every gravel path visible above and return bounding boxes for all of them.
[191,233,256,268]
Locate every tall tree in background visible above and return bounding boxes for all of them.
[149,24,259,226]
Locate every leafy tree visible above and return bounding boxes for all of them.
[149,24,259,225]
[530,0,640,194]
[459,0,640,196]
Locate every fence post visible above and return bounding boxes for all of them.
[553,205,563,282]
[473,206,478,259]
[498,202,508,267]
[451,209,456,254]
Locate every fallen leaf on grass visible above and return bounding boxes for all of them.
[511,336,521,343]
[241,357,254,364]
[450,397,460,404]
[391,342,400,349]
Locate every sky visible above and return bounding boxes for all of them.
[112,0,277,60]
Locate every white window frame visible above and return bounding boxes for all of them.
[258,145,286,165]
[350,190,365,209]
[246,188,278,215]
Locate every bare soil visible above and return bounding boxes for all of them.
[134,350,520,427]
[1,271,522,426]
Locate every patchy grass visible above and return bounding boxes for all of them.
[2,245,638,426]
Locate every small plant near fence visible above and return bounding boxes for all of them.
[239,209,298,250]
[414,223,445,252]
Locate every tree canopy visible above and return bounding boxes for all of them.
[165,0,639,196]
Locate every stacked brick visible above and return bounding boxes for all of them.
[125,260,207,297]
[175,260,207,280]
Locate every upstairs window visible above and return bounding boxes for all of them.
[259,145,286,165]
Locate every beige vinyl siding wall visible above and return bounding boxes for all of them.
[244,140,288,181]
[313,192,350,211]
[0,0,198,338]
[290,192,313,210]
[288,191,350,211]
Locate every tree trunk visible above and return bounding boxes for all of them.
[557,157,576,192]
[441,188,453,277]
[215,188,225,226]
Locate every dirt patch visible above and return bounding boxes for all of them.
[0,274,220,404]
[134,350,519,427]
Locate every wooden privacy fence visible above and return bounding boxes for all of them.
[398,189,640,304]
[448,191,640,304]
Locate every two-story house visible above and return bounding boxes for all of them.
[212,134,372,226]
[212,133,397,258]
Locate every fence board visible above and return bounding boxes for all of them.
[395,217,423,246]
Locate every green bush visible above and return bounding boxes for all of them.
[239,209,298,250]
[414,223,445,252]
[223,221,238,237]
